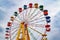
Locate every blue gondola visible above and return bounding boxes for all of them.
[24,5,27,9]
[46,19,51,23]
[14,12,18,16]
[46,16,50,19]
[6,30,9,33]
[6,28,10,30]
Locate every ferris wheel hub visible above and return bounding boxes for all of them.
[22,19,29,25]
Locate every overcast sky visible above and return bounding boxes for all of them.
[0,0,60,40]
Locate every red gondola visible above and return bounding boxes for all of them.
[5,33,10,36]
[29,3,33,8]
[19,8,22,13]
[44,10,48,15]
[7,22,12,26]
[45,24,50,28]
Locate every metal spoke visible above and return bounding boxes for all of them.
[28,28,37,40]
[29,20,46,24]
[14,18,21,23]
[28,8,38,18]
[11,32,17,40]
[29,11,41,20]
[28,8,32,17]
[11,28,18,35]
[28,27,42,35]
[29,23,45,28]
[25,9,28,18]
[17,15,23,21]
[29,17,45,22]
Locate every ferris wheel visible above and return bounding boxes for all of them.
[5,3,51,40]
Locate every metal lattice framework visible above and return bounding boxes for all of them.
[5,3,51,40]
